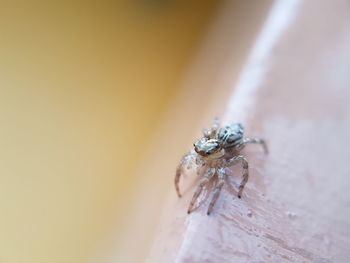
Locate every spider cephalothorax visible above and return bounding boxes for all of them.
[175,118,267,215]
[193,138,224,158]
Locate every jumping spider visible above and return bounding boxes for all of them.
[175,118,267,215]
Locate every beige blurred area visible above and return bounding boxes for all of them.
[0,1,222,262]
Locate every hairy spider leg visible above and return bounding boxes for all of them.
[226,155,249,198]
[202,117,221,138]
[187,168,215,214]
[174,151,196,197]
[242,138,268,154]
[207,168,226,215]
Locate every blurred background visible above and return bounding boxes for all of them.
[0,0,286,262]
[0,0,223,263]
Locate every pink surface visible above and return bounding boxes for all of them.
[146,0,350,262]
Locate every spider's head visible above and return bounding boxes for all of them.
[194,138,223,158]
[216,123,244,147]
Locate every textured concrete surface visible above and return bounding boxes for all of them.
[146,0,350,262]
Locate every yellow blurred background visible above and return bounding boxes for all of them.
[0,1,221,262]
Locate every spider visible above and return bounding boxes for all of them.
[174,118,267,215]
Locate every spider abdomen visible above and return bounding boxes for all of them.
[216,123,244,147]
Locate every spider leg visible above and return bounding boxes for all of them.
[242,138,268,154]
[175,151,196,197]
[187,168,215,214]
[207,168,226,215]
[212,117,220,131]
[175,165,183,198]
[226,155,249,198]
[202,117,220,138]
